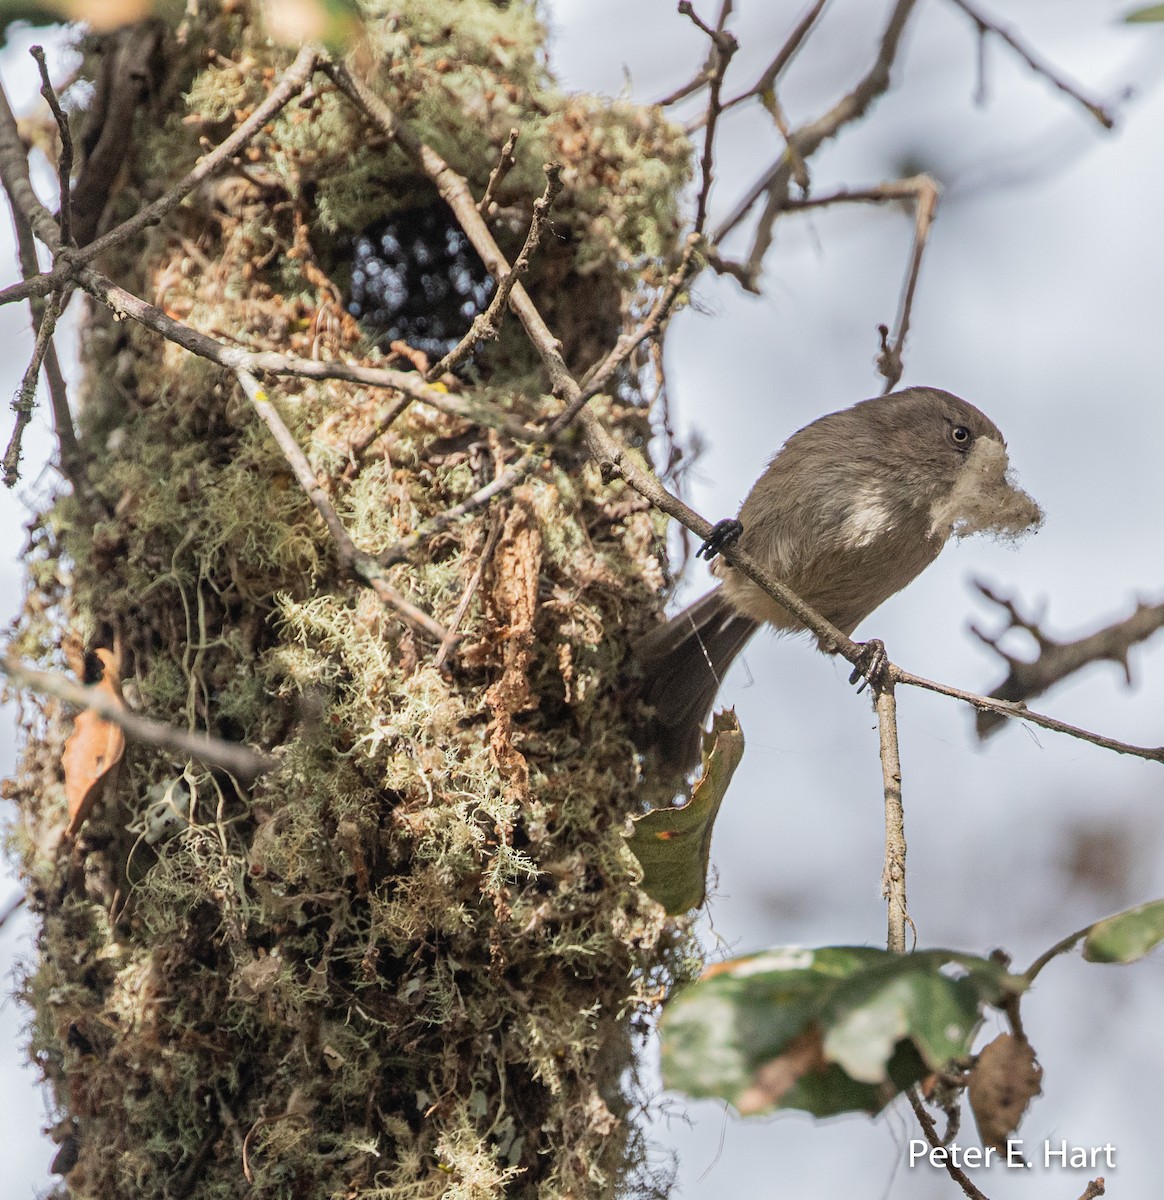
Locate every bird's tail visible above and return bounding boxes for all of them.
[635,588,759,776]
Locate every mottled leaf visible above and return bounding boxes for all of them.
[661,945,1020,1118]
[626,709,743,914]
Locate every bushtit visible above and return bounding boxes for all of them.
[637,386,1043,773]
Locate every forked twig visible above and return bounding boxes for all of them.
[949,0,1115,129]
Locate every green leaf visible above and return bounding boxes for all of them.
[1125,4,1164,22]
[1083,898,1164,962]
[626,709,744,914]
[661,945,1019,1118]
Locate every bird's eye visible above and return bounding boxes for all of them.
[951,425,971,447]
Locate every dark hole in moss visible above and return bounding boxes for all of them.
[347,203,495,359]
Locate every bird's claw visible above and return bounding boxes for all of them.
[697,518,743,561]
[848,639,889,695]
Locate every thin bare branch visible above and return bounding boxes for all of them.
[75,265,539,441]
[0,890,24,931]
[948,0,1115,129]
[876,174,939,391]
[3,176,83,488]
[476,127,518,216]
[712,0,920,275]
[433,515,503,671]
[30,45,73,247]
[3,290,61,485]
[4,655,277,784]
[678,1,738,234]
[379,443,546,567]
[893,664,1164,765]
[74,44,318,260]
[429,161,564,379]
[232,368,449,643]
[722,0,829,116]
[907,1089,991,1200]
[972,583,1164,738]
[0,75,61,253]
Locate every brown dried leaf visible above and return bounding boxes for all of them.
[62,649,125,837]
[968,1033,1043,1151]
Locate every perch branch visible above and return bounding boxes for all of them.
[877,683,910,952]
[971,582,1164,737]
[4,656,277,784]
[892,664,1164,765]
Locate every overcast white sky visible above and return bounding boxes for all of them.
[3,3,1164,1196]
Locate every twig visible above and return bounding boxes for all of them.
[0,891,25,931]
[1075,1179,1105,1200]
[4,290,61,486]
[948,0,1115,129]
[433,516,503,670]
[0,77,62,253]
[907,1089,991,1200]
[875,174,940,392]
[712,0,920,276]
[30,45,74,247]
[716,0,830,119]
[678,1,739,234]
[877,682,910,953]
[74,44,319,261]
[326,59,702,441]
[971,582,1164,738]
[232,369,449,642]
[4,656,277,784]
[379,444,546,567]
[74,266,540,441]
[892,664,1164,765]
[476,128,518,216]
[429,162,564,379]
[0,115,84,490]
[1021,926,1089,985]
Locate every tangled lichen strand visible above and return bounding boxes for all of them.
[5,5,698,1198]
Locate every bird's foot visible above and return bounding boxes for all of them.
[697,518,743,561]
[848,638,889,695]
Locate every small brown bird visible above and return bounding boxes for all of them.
[637,386,1043,774]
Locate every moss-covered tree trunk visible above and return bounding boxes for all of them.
[7,5,694,1196]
